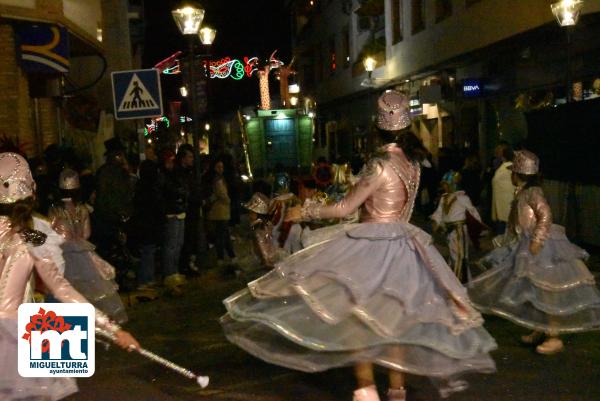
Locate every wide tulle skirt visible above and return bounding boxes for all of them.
[468,224,600,333]
[221,222,497,397]
[0,319,78,401]
[62,240,128,324]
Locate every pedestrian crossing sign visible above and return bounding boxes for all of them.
[111,68,163,120]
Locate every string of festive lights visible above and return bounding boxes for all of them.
[144,116,194,136]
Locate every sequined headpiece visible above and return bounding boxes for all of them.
[509,150,539,175]
[376,90,411,131]
[59,168,80,190]
[243,192,270,215]
[0,152,35,204]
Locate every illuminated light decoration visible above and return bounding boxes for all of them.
[154,51,183,74]
[257,50,285,110]
[258,68,271,110]
[244,57,259,77]
[206,56,266,80]
[276,56,296,108]
[209,57,245,80]
[163,65,181,75]
[145,116,171,135]
[180,116,192,123]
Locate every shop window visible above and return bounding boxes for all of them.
[435,0,452,22]
[411,0,425,34]
[392,0,403,44]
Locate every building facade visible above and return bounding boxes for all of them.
[0,0,140,164]
[289,0,600,245]
[290,0,600,164]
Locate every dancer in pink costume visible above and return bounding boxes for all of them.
[0,153,138,401]
[221,91,496,400]
[48,168,127,323]
[469,150,600,355]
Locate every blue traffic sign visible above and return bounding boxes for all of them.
[111,69,163,120]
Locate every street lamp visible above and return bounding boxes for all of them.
[199,27,216,45]
[172,3,215,178]
[551,0,583,26]
[363,56,377,79]
[551,0,583,103]
[551,0,584,242]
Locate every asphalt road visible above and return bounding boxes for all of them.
[65,218,600,401]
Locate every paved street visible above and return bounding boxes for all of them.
[66,219,600,401]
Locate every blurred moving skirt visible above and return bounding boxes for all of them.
[221,222,497,397]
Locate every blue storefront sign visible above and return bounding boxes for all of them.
[14,22,70,73]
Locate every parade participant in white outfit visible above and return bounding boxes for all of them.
[431,170,485,282]
[221,91,496,401]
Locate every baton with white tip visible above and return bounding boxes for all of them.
[95,327,209,388]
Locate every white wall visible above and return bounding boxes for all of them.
[63,0,102,42]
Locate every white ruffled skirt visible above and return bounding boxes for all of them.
[62,240,128,324]
[468,224,600,333]
[221,222,496,397]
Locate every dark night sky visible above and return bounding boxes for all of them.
[143,0,292,116]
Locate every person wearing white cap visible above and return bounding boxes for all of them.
[221,90,496,401]
[469,150,600,355]
[0,153,139,400]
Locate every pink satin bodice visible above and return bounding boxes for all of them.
[509,186,552,244]
[302,144,420,223]
[0,217,119,332]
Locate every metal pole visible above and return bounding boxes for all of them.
[188,36,201,179]
[566,26,573,103]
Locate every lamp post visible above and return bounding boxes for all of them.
[172,4,215,178]
[550,0,584,242]
[198,27,216,150]
[551,0,583,103]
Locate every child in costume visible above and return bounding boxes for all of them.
[243,192,288,271]
[48,168,128,323]
[221,91,496,401]
[468,150,600,354]
[0,152,138,401]
[431,170,485,282]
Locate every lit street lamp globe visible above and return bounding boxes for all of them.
[199,27,216,45]
[551,0,584,27]
[172,5,205,35]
